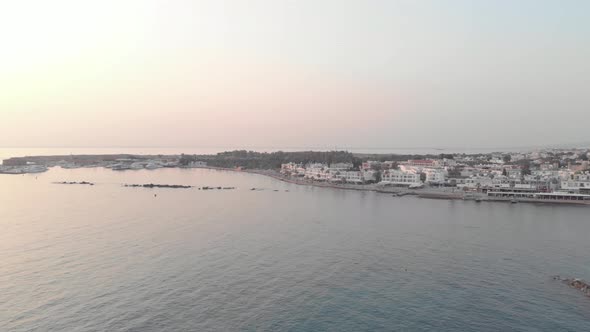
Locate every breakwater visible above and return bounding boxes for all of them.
[54,181,95,186]
[124,184,193,189]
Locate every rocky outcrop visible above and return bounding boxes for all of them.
[124,184,193,189]
[54,181,95,186]
[200,186,235,190]
[125,184,237,190]
[553,276,590,297]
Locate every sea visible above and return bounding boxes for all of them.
[1,150,590,331]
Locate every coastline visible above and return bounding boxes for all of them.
[1,157,588,206]
[204,166,470,199]
[201,166,590,206]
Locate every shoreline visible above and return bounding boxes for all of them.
[201,166,590,206]
[203,166,410,193]
[2,163,589,206]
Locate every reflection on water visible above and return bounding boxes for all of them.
[1,167,590,331]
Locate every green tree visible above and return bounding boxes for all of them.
[374,170,382,183]
[370,163,382,171]
[522,160,532,176]
[439,154,454,160]
[448,167,461,178]
[179,153,197,166]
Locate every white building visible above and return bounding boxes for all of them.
[561,173,590,192]
[404,159,438,168]
[459,176,494,189]
[304,163,330,181]
[506,169,522,179]
[329,170,363,183]
[281,162,301,175]
[424,168,446,184]
[329,162,354,170]
[380,169,421,186]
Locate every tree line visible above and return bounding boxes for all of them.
[180,150,359,169]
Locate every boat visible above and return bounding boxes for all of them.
[130,162,145,170]
[59,163,81,169]
[0,165,48,174]
[145,163,163,170]
[111,164,132,171]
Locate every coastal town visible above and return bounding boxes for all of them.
[1,148,590,204]
[279,150,590,192]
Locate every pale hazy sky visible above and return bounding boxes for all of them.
[1,0,588,149]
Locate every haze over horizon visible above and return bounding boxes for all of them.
[1,0,589,149]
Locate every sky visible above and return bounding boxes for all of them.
[1,0,589,150]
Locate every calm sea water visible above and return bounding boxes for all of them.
[1,167,590,331]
